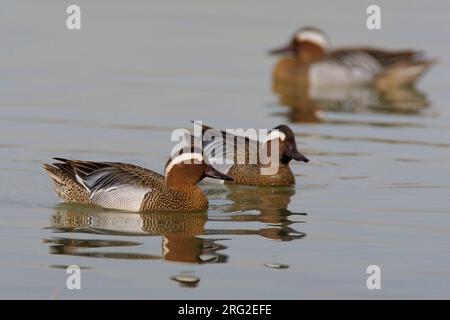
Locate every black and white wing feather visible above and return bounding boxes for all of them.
[195,123,260,176]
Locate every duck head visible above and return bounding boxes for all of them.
[165,153,233,189]
[264,125,309,165]
[269,27,330,63]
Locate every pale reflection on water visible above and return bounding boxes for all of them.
[272,77,431,124]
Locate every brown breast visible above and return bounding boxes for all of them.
[140,186,208,212]
[225,164,295,186]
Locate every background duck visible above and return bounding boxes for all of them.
[192,123,309,186]
[270,26,437,90]
[43,153,232,213]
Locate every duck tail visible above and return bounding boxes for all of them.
[43,160,90,204]
[375,58,438,91]
[43,163,64,184]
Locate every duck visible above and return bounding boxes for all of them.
[269,26,437,90]
[191,123,309,186]
[43,153,232,213]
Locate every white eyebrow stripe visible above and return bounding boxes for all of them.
[296,31,329,50]
[165,152,203,176]
[265,130,286,142]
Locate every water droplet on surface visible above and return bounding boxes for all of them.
[264,263,290,269]
[170,274,200,287]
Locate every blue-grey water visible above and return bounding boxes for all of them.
[0,0,449,299]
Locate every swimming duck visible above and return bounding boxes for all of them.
[43,153,232,212]
[269,27,436,90]
[193,123,309,186]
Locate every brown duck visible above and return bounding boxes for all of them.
[193,123,309,186]
[270,26,437,90]
[43,153,232,212]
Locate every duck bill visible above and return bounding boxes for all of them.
[268,42,296,55]
[286,148,309,163]
[205,165,233,181]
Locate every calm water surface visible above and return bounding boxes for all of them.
[0,1,449,299]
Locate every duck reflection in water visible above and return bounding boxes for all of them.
[47,206,227,264]
[205,185,306,241]
[272,78,431,124]
[46,186,306,264]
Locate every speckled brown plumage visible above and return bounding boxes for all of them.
[43,164,90,203]
[225,163,295,186]
[140,186,208,212]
